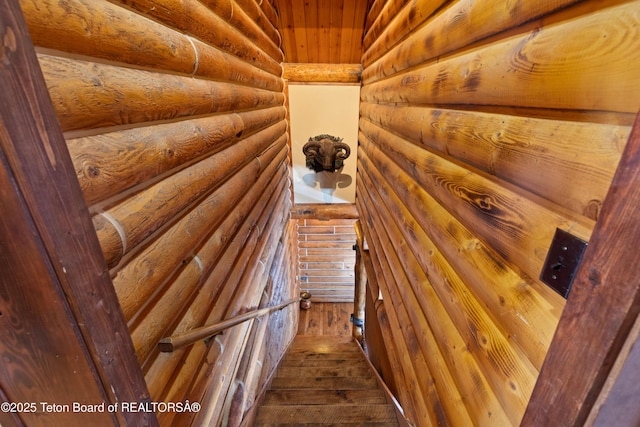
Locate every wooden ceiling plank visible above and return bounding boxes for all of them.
[351,0,369,63]
[305,0,320,62]
[317,0,333,62]
[291,0,309,63]
[281,1,298,63]
[339,0,358,63]
[329,0,345,63]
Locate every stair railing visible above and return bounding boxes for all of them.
[157,298,300,352]
[354,338,415,427]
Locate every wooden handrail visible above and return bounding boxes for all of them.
[158,298,300,352]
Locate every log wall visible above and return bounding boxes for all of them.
[358,0,640,425]
[20,0,296,425]
[297,218,357,303]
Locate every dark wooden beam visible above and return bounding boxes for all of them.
[521,110,640,426]
[0,2,156,425]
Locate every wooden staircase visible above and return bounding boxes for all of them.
[254,335,399,425]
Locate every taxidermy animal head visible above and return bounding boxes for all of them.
[302,134,351,173]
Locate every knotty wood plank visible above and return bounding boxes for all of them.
[521,109,640,426]
[0,2,156,425]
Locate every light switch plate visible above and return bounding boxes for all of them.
[540,228,588,298]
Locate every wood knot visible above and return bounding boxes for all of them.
[1,27,17,65]
[588,266,601,287]
[86,164,100,178]
[584,199,602,221]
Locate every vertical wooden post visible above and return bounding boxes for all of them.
[522,110,640,426]
[352,220,367,342]
[0,2,156,425]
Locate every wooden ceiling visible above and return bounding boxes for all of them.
[269,0,372,64]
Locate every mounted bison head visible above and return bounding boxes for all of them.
[302,134,351,173]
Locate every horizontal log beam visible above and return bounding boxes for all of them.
[143,165,289,396]
[359,121,593,285]
[112,142,288,322]
[522,111,640,426]
[356,193,442,426]
[361,0,444,68]
[160,179,291,423]
[0,2,155,425]
[291,203,358,219]
[71,107,286,205]
[359,154,537,423]
[361,2,640,113]
[362,0,581,81]
[200,0,283,62]
[20,0,283,91]
[283,63,362,83]
[131,166,288,366]
[234,0,282,48]
[357,133,560,370]
[109,0,282,76]
[39,54,284,132]
[360,103,628,220]
[94,122,287,267]
[358,169,512,425]
[362,0,407,52]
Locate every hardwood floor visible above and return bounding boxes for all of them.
[297,302,354,336]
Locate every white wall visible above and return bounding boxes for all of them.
[288,84,360,204]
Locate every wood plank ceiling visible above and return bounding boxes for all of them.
[269,0,372,63]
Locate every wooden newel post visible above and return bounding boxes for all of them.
[352,220,367,343]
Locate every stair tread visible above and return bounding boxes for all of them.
[283,351,363,361]
[281,358,368,367]
[276,366,373,378]
[254,403,398,424]
[288,337,360,354]
[254,335,398,425]
[292,335,354,344]
[263,389,387,405]
[270,376,377,389]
